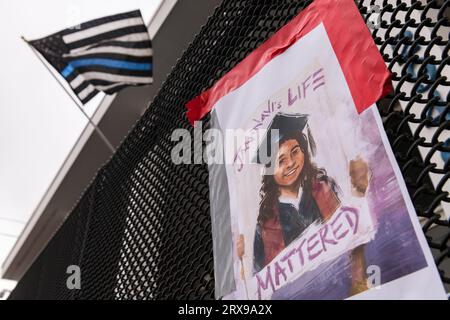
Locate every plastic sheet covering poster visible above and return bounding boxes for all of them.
[186,0,447,300]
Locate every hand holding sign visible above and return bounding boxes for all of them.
[237,234,245,259]
[350,156,371,197]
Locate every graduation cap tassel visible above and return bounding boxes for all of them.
[307,124,316,156]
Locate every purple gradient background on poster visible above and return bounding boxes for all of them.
[271,110,428,300]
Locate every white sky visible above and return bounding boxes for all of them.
[0,0,162,290]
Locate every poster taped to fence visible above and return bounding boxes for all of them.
[185,0,446,300]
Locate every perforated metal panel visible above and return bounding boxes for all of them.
[9,0,450,300]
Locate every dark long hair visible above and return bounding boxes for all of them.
[258,131,339,224]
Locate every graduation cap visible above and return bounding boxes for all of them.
[254,112,316,166]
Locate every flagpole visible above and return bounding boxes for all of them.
[21,36,116,154]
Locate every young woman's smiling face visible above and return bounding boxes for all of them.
[273,139,305,188]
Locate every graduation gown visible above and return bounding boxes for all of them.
[253,179,340,273]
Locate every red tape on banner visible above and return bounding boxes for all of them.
[185,0,392,126]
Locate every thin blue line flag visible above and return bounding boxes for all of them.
[29,10,153,104]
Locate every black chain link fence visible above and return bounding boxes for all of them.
[8,0,450,299]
